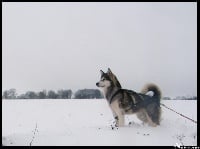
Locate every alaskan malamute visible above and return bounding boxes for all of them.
[96,68,162,127]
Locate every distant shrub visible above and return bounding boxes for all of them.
[73,89,103,99]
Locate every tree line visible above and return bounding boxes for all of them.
[2,88,104,99]
[2,89,196,100]
[162,96,197,100]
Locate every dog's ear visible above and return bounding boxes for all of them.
[100,70,104,76]
[107,68,112,75]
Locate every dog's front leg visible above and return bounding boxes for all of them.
[110,107,119,127]
[116,113,125,127]
[113,113,125,127]
[112,114,123,127]
[110,101,125,127]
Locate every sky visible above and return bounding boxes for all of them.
[2,2,197,98]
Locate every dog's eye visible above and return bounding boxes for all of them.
[101,78,105,81]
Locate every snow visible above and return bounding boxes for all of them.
[2,99,197,146]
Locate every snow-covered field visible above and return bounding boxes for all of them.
[2,99,197,146]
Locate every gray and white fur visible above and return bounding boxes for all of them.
[96,68,162,127]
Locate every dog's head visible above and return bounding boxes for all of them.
[96,68,122,88]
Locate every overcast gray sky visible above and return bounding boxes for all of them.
[2,2,197,97]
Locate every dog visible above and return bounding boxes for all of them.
[96,68,162,127]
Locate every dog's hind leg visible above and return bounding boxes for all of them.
[136,109,157,127]
[146,104,161,126]
[136,109,148,123]
[146,112,157,127]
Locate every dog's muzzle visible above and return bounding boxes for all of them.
[96,82,99,87]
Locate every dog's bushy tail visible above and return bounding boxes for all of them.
[141,83,162,100]
[141,83,162,125]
